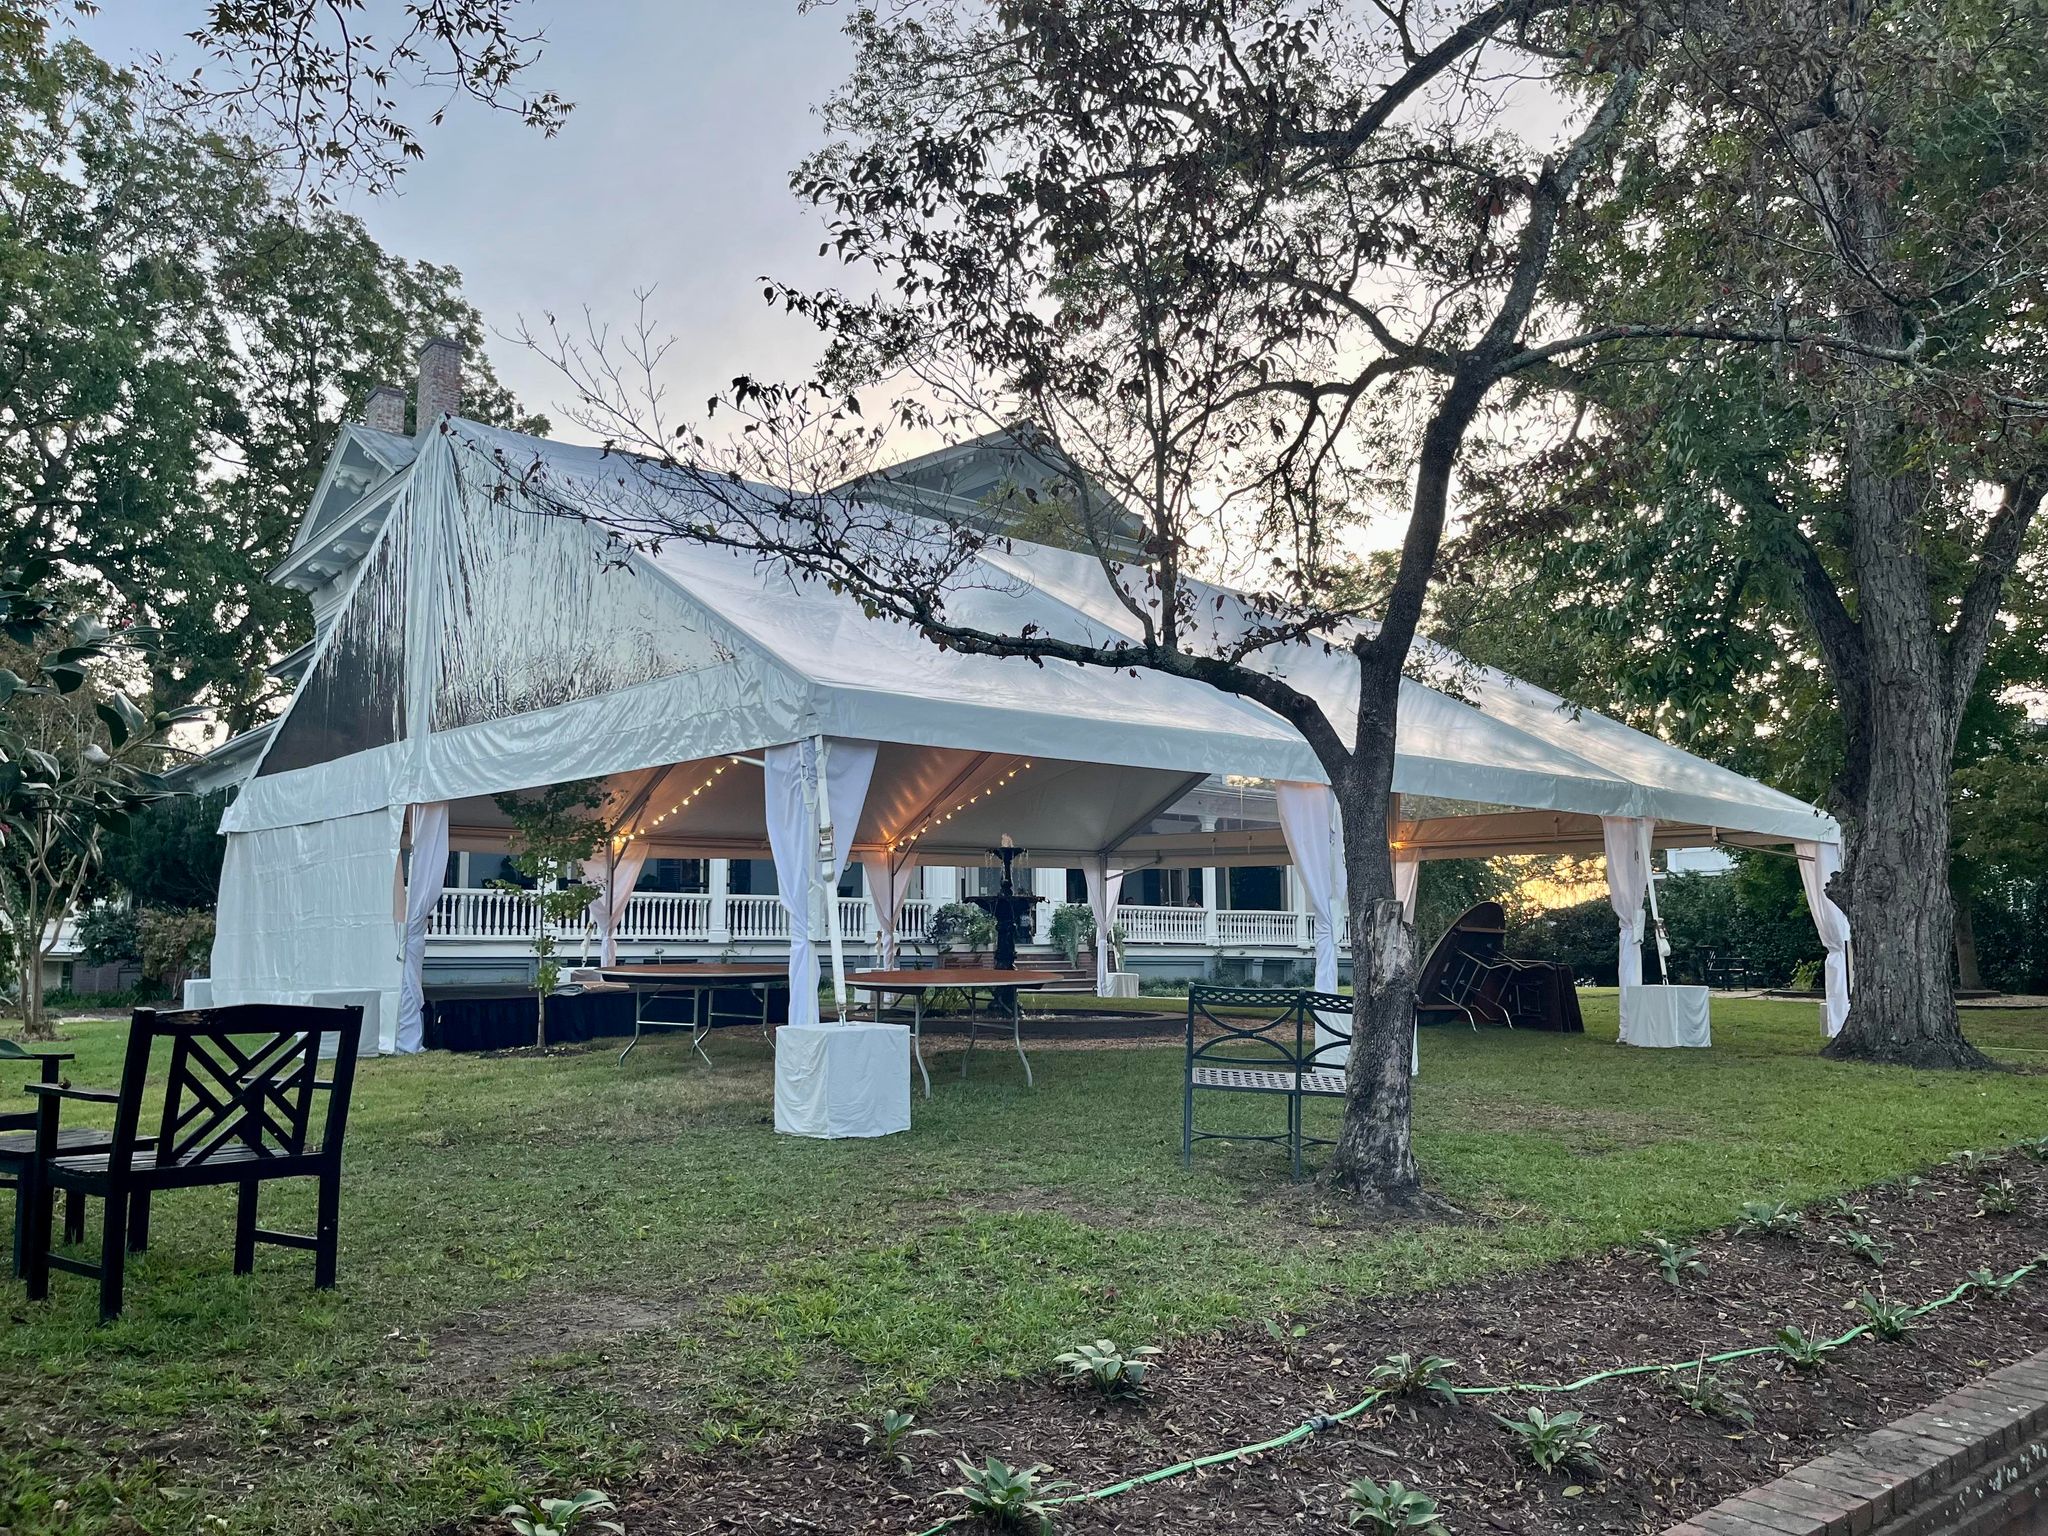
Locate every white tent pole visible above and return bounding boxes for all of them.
[815,735,849,1023]
[1641,823,1672,983]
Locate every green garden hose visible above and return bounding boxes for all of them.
[909,1256,2040,1536]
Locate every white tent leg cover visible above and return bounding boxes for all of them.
[210,805,407,1051]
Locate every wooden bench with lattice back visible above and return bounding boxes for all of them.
[1182,985,1352,1182]
[23,1003,363,1322]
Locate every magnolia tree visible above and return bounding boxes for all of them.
[516,0,1924,1203]
[0,569,186,1039]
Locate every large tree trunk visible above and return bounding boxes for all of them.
[1321,661,1434,1208]
[1819,414,1990,1069]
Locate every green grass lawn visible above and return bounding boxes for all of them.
[3,995,2045,1534]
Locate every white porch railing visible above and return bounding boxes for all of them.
[428,892,1316,950]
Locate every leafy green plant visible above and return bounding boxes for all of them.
[854,1408,934,1472]
[1853,1292,1913,1340]
[1826,1195,1869,1227]
[1836,1230,1887,1267]
[1263,1316,1309,1357]
[1345,1475,1449,1533]
[1367,1352,1459,1405]
[2016,1136,2048,1163]
[1950,1149,1988,1173]
[1493,1407,1602,1475]
[1046,903,1095,965]
[1053,1339,1161,1397]
[1645,1235,1704,1287]
[1978,1178,2022,1217]
[491,781,608,1046]
[500,1490,623,1536]
[1666,1362,1754,1427]
[1967,1266,2022,1298]
[1736,1200,1804,1238]
[947,1457,1070,1531]
[927,901,998,958]
[1774,1325,1833,1370]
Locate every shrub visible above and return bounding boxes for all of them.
[927,901,996,956]
[1493,1407,1602,1475]
[139,907,214,993]
[1645,1235,1703,1288]
[1367,1352,1459,1405]
[1053,1338,1161,1397]
[946,1457,1070,1531]
[500,1490,622,1536]
[76,903,142,967]
[1345,1475,1449,1533]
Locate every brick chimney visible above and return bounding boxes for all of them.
[414,335,464,432]
[362,383,407,434]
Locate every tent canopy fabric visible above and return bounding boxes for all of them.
[225,420,1838,861]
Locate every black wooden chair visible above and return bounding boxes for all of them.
[0,1039,110,1277]
[24,1003,363,1321]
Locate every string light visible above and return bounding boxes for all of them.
[889,761,1034,852]
[622,762,729,843]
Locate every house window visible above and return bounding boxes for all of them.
[1126,869,1202,906]
[1224,867,1286,911]
[638,858,707,894]
[728,859,778,896]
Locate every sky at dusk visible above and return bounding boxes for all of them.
[73,4,861,436]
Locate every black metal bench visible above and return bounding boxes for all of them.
[23,1003,363,1321]
[1182,985,1352,1181]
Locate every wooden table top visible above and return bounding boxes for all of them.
[595,965,791,985]
[847,968,1052,991]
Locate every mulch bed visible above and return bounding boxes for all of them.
[576,1155,2048,1536]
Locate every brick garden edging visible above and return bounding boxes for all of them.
[1664,1349,2048,1536]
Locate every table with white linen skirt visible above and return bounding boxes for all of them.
[1619,984,1711,1048]
[773,1022,912,1138]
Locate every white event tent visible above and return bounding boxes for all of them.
[208,419,1850,1120]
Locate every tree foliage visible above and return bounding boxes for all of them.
[0,32,543,732]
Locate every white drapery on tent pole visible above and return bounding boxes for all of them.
[862,854,912,970]
[1392,854,1419,924]
[1083,857,1125,996]
[1274,781,1354,1062]
[765,737,878,1028]
[1795,839,1852,1037]
[1602,816,1654,1045]
[396,802,449,1054]
[1602,816,1653,986]
[587,837,651,967]
[1275,782,1346,993]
